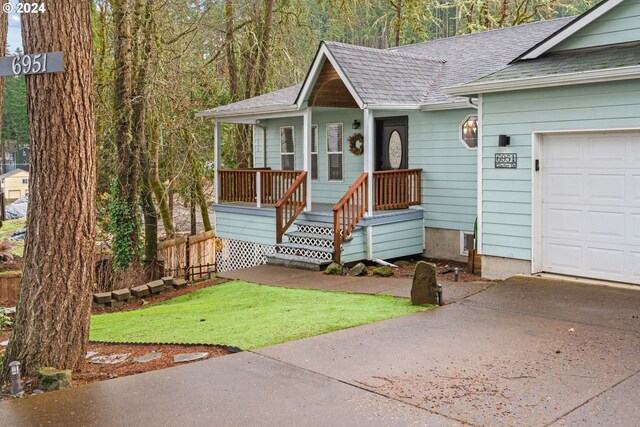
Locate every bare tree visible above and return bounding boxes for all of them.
[3,0,96,377]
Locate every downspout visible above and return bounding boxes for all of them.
[466,97,478,110]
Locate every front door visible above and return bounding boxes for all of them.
[375,116,408,171]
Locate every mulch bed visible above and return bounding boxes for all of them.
[359,257,489,283]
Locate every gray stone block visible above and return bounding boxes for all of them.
[173,278,188,289]
[106,300,124,308]
[173,352,209,363]
[147,280,165,294]
[127,296,137,303]
[92,302,105,309]
[161,276,174,286]
[111,288,131,302]
[131,285,150,298]
[93,292,112,304]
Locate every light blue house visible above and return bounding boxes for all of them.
[446,0,640,285]
[200,0,640,284]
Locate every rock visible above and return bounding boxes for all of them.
[173,352,209,363]
[173,278,188,289]
[147,280,165,294]
[0,340,9,346]
[31,389,44,395]
[85,351,99,359]
[38,367,72,391]
[412,261,438,305]
[92,302,105,309]
[395,260,410,267]
[133,351,163,363]
[372,266,394,277]
[161,276,174,286]
[131,285,150,298]
[323,262,342,275]
[111,288,131,302]
[127,296,137,303]
[4,307,15,314]
[90,353,130,365]
[93,292,112,304]
[349,262,368,276]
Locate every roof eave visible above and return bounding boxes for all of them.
[514,0,623,62]
[444,65,640,96]
[195,104,299,120]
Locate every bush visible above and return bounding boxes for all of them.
[0,307,12,328]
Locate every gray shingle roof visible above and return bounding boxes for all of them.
[200,16,576,116]
[466,42,640,83]
[323,41,445,105]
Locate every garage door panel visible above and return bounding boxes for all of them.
[541,131,640,285]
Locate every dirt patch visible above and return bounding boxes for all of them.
[360,257,489,283]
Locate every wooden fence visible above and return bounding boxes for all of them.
[0,272,21,306]
[157,230,217,280]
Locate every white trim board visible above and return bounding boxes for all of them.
[517,0,624,61]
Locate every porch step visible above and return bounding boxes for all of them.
[275,242,334,261]
[285,231,334,249]
[264,253,331,271]
[294,220,334,236]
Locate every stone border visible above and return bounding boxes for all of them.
[92,276,190,309]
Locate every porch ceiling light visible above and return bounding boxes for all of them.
[352,119,361,130]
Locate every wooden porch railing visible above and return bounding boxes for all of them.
[275,171,307,243]
[373,168,422,210]
[332,173,368,264]
[218,168,305,206]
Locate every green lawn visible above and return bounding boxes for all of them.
[90,281,430,349]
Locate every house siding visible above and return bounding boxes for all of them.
[481,79,640,260]
[374,109,478,233]
[215,206,276,245]
[552,0,640,51]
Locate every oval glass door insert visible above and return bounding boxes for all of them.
[388,130,402,169]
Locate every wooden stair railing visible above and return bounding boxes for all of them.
[373,168,422,210]
[275,171,307,243]
[332,173,368,264]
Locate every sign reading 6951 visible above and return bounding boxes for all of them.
[0,52,64,77]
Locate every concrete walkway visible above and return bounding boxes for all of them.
[219,264,494,304]
[1,276,639,426]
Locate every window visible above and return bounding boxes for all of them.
[22,178,28,185]
[311,125,318,180]
[459,115,478,149]
[460,231,475,256]
[280,126,295,170]
[326,123,343,181]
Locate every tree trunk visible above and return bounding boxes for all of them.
[149,121,174,238]
[0,11,7,176]
[395,0,402,47]
[113,0,140,264]
[3,0,96,378]
[195,176,212,232]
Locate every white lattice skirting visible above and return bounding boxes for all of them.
[216,238,275,273]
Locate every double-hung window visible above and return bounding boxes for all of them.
[327,123,343,181]
[311,125,318,180]
[280,126,295,170]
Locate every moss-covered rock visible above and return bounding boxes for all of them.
[372,266,394,277]
[38,367,72,391]
[323,262,342,275]
[349,262,367,276]
[395,260,410,267]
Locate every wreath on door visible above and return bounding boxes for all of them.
[348,133,365,156]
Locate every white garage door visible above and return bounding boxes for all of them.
[541,132,640,285]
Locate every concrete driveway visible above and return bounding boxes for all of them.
[1,276,639,426]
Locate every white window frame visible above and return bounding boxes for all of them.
[280,126,295,170]
[458,114,478,151]
[460,230,475,256]
[311,124,319,181]
[326,122,343,182]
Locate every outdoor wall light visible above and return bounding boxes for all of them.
[498,134,511,147]
[9,360,23,395]
[352,120,361,130]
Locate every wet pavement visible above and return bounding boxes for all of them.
[1,275,639,426]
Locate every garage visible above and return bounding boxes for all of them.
[540,131,640,285]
